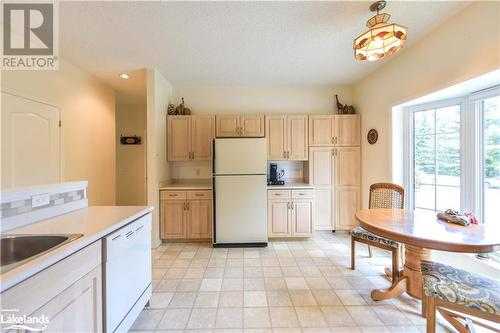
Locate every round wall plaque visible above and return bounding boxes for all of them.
[367,129,378,145]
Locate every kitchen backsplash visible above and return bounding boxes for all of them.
[1,189,85,219]
[1,181,89,231]
[267,160,305,182]
[171,161,212,180]
[170,160,306,182]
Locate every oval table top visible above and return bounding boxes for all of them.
[355,208,500,253]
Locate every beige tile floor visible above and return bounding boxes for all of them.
[130,231,457,333]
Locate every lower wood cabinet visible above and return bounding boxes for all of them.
[1,241,102,333]
[268,189,314,238]
[160,190,212,240]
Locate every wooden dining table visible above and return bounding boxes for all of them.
[355,208,500,301]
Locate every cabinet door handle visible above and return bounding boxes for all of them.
[191,152,194,159]
[291,202,294,209]
[186,202,190,210]
[287,202,290,210]
[195,193,204,197]
[335,136,338,144]
[283,151,286,159]
[331,137,334,144]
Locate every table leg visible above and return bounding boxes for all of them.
[370,245,431,301]
[404,245,431,299]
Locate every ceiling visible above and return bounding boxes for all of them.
[59,1,468,99]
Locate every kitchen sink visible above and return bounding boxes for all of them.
[1,234,83,273]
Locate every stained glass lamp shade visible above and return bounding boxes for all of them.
[353,1,408,61]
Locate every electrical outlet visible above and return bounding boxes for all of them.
[196,169,201,176]
[32,193,50,208]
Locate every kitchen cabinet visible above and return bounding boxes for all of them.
[167,115,215,161]
[216,115,264,137]
[266,115,308,160]
[1,241,102,333]
[309,146,360,231]
[309,115,360,146]
[160,190,212,240]
[267,189,313,238]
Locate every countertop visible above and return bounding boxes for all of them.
[160,180,212,190]
[267,183,315,189]
[1,206,153,292]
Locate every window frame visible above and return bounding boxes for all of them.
[402,85,500,223]
[403,97,466,212]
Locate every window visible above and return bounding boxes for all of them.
[413,105,461,211]
[404,86,500,223]
[479,95,500,223]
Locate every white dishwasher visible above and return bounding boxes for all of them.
[103,213,152,333]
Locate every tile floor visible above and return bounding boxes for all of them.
[130,231,457,333]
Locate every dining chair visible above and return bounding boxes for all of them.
[421,260,500,333]
[350,182,405,283]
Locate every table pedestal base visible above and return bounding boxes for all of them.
[371,245,431,301]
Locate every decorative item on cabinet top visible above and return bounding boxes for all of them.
[120,135,142,145]
[335,95,355,114]
[168,97,191,115]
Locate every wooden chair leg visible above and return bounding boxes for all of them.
[391,247,399,283]
[368,245,373,258]
[425,295,436,333]
[351,236,356,270]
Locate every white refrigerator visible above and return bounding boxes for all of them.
[213,138,268,247]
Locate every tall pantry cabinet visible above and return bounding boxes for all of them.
[308,115,361,231]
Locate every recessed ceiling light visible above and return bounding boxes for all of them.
[119,73,131,79]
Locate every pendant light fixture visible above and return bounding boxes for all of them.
[353,0,407,61]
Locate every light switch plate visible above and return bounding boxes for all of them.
[32,193,50,208]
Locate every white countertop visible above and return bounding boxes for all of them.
[1,206,153,292]
[160,180,212,190]
[267,183,314,189]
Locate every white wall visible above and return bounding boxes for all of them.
[173,85,352,114]
[146,69,173,247]
[1,60,116,205]
[116,102,147,205]
[353,1,500,207]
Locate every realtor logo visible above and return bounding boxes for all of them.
[1,1,58,69]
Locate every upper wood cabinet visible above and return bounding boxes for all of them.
[266,115,308,160]
[309,115,334,146]
[167,115,215,161]
[335,115,361,146]
[191,116,215,160]
[216,115,264,137]
[309,115,360,147]
[167,116,191,161]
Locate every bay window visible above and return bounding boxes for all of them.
[404,86,500,223]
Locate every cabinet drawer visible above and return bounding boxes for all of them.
[161,191,187,200]
[268,190,291,199]
[187,190,212,200]
[292,190,314,199]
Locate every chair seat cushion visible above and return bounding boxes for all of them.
[351,226,399,248]
[421,260,500,315]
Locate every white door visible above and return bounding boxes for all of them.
[1,92,61,189]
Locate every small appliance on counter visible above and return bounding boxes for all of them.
[268,163,285,185]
